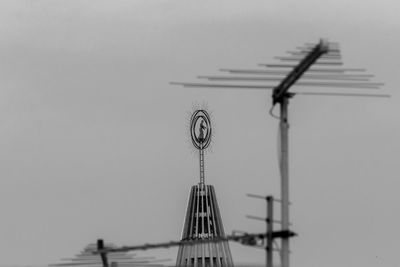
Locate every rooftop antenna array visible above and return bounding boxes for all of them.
[85,39,387,267]
[171,39,389,267]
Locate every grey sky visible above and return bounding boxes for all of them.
[0,1,398,266]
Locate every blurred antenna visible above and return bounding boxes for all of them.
[49,240,169,267]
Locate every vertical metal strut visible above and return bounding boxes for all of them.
[266,196,274,267]
[280,97,290,267]
[97,239,109,267]
[199,145,205,186]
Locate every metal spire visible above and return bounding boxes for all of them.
[190,109,212,186]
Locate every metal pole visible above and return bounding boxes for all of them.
[199,144,205,186]
[97,239,109,267]
[266,196,273,267]
[280,97,290,267]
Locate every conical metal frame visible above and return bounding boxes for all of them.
[176,184,233,267]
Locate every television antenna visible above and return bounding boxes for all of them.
[171,39,389,267]
[49,240,170,267]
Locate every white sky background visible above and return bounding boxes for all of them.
[0,0,398,266]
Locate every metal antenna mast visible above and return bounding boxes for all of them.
[271,39,329,267]
[171,39,388,267]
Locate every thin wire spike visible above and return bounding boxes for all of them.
[314,56,342,60]
[199,76,282,81]
[278,58,342,62]
[297,47,340,53]
[220,69,290,75]
[300,76,370,82]
[279,53,341,57]
[312,62,343,65]
[220,68,371,75]
[304,73,373,78]
[199,75,371,82]
[246,215,266,221]
[260,62,343,68]
[172,81,382,90]
[261,64,295,68]
[316,55,342,59]
[307,68,366,73]
[276,56,342,61]
[294,92,390,98]
[294,81,383,88]
[170,82,274,89]
[287,51,341,56]
[206,75,362,81]
[299,81,384,86]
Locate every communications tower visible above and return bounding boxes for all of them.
[176,110,233,267]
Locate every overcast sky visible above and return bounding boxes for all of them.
[0,1,398,266]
